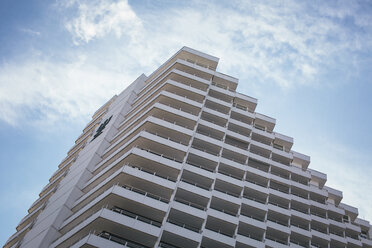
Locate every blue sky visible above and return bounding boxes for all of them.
[1,0,372,244]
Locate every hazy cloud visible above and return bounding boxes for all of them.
[1,0,372,126]
[65,0,142,44]
[19,28,41,36]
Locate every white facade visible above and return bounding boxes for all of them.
[4,47,372,248]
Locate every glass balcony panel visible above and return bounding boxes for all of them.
[247,158,270,172]
[174,188,209,209]
[230,111,253,125]
[227,122,251,138]
[201,111,227,127]
[208,89,233,103]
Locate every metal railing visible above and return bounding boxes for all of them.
[180,178,211,191]
[98,230,148,248]
[167,219,201,233]
[209,206,238,217]
[174,197,206,211]
[120,184,170,204]
[111,206,162,227]
[186,160,215,173]
[128,164,177,182]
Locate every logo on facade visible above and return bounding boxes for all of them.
[92,115,112,141]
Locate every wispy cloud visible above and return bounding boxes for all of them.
[19,28,41,36]
[1,0,372,126]
[64,0,141,45]
[0,55,136,127]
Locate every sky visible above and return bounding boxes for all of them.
[0,0,372,245]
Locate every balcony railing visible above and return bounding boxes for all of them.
[196,129,223,141]
[265,235,288,245]
[268,200,289,210]
[329,230,344,237]
[218,170,242,181]
[269,185,289,194]
[128,164,177,182]
[240,212,265,222]
[205,227,235,238]
[291,223,309,231]
[111,206,162,227]
[291,192,309,200]
[245,178,267,188]
[221,155,245,165]
[174,197,206,211]
[152,115,193,130]
[167,219,201,233]
[242,195,266,204]
[120,184,170,204]
[159,241,182,248]
[138,147,183,163]
[98,231,149,248]
[210,206,238,217]
[237,232,263,242]
[191,145,219,156]
[214,187,240,198]
[291,206,309,215]
[180,178,211,191]
[311,226,328,234]
[267,217,289,227]
[144,130,189,146]
[290,240,309,248]
[186,160,215,173]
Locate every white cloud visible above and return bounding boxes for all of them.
[1,0,372,127]
[65,0,142,44]
[19,28,41,36]
[0,55,136,127]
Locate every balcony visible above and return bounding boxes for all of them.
[161,224,201,248]
[269,180,290,195]
[202,227,235,248]
[167,208,203,234]
[205,99,230,115]
[174,188,209,211]
[191,138,221,158]
[196,124,224,141]
[62,184,169,234]
[289,233,310,248]
[172,199,207,219]
[186,153,217,172]
[181,169,213,191]
[177,180,212,200]
[240,203,266,223]
[51,207,161,248]
[221,148,247,165]
[73,166,174,212]
[237,222,265,247]
[265,226,289,246]
[208,88,233,104]
[228,117,253,136]
[183,163,215,181]
[218,163,244,180]
[163,219,202,244]
[209,84,235,97]
[249,143,271,159]
[230,110,253,126]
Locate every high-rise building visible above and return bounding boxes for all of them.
[4,47,372,248]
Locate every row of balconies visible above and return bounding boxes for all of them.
[52,185,369,248]
[74,108,358,244]
[78,112,348,232]
[48,58,366,246]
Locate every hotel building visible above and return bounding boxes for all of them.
[4,47,372,248]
